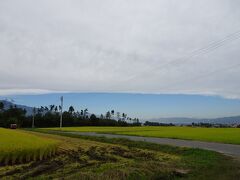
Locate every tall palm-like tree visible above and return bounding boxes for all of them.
[50,105,55,112]
[54,106,58,112]
[84,108,88,118]
[44,106,49,112]
[111,110,115,118]
[58,105,62,112]
[122,113,127,121]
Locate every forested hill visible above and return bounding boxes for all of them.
[0,100,33,116]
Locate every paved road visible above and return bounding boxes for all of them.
[66,131,240,157]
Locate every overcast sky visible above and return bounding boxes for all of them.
[0,0,240,99]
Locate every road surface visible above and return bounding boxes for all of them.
[65,131,240,157]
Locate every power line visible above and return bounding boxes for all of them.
[161,62,240,90]
[125,29,240,82]
[160,29,240,67]
[189,30,240,55]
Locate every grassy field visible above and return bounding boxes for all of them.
[0,129,240,179]
[45,126,240,144]
[0,128,59,165]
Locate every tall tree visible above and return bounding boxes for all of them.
[111,110,114,115]
[40,106,45,114]
[32,107,36,128]
[129,118,132,123]
[106,111,111,119]
[44,106,49,112]
[80,110,84,116]
[50,105,55,112]
[54,106,58,112]
[68,106,75,114]
[90,114,98,125]
[122,113,127,121]
[0,102,4,111]
[84,108,88,118]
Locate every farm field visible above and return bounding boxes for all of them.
[0,128,58,165]
[1,129,240,179]
[45,126,240,144]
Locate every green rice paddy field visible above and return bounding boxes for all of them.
[1,128,240,179]
[0,128,59,165]
[45,126,240,144]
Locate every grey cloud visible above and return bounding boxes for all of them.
[0,0,240,98]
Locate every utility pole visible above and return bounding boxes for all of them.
[32,107,36,128]
[60,96,63,129]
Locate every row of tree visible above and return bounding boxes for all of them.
[0,102,141,128]
[34,105,140,123]
[144,121,175,126]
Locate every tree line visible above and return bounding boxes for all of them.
[0,102,141,128]
[144,121,175,126]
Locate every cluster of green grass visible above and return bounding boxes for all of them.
[0,128,59,165]
[45,126,240,144]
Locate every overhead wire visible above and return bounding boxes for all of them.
[126,29,240,82]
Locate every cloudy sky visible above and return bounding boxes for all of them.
[0,0,240,99]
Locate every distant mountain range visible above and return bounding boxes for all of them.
[0,100,34,116]
[147,116,240,125]
[1,100,240,125]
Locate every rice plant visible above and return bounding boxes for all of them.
[0,128,59,165]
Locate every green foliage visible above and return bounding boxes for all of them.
[0,106,26,128]
[68,106,74,113]
[0,102,4,110]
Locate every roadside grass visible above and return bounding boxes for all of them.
[45,126,240,144]
[0,128,59,165]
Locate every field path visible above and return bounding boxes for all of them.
[66,131,240,157]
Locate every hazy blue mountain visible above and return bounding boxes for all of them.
[147,116,240,125]
[0,100,33,116]
[147,117,201,124]
[208,116,240,125]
